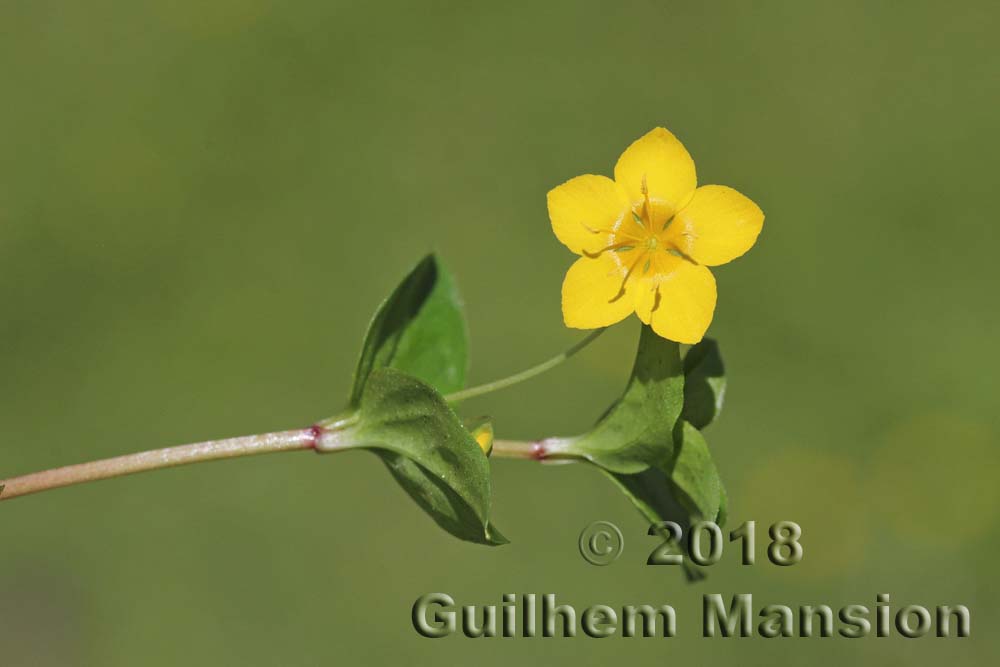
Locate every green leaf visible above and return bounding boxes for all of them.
[716,480,729,528]
[596,423,724,535]
[682,338,726,429]
[338,368,506,546]
[599,467,705,582]
[600,466,692,532]
[549,326,728,580]
[668,421,722,522]
[556,325,684,473]
[348,254,467,407]
[595,424,724,582]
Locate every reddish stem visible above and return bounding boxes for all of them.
[0,428,318,502]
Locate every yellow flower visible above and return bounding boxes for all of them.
[547,127,764,343]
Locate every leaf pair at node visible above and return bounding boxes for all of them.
[326,255,506,546]
[545,327,727,579]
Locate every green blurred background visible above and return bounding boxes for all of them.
[2,1,997,664]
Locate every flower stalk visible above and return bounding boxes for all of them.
[444,328,605,404]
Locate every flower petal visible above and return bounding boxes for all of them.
[633,256,717,344]
[562,252,637,329]
[614,127,697,220]
[667,185,764,267]
[547,175,631,255]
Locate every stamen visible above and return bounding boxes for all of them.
[582,242,636,259]
[641,173,654,226]
[667,243,698,265]
[609,251,647,303]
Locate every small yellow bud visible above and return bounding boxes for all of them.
[465,417,494,456]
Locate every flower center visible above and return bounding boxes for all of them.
[584,177,697,307]
[588,179,700,308]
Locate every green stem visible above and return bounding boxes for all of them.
[445,328,606,404]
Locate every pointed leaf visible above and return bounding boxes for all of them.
[682,338,726,429]
[601,466,691,532]
[379,453,506,545]
[599,467,705,582]
[716,480,729,528]
[339,368,505,545]
[595,425,724,581]
[349,255,467,407]
[557,325,684,473]
[668,420,723,522]
[550,327,729,580]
